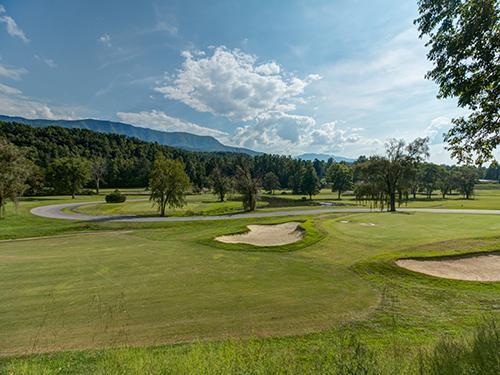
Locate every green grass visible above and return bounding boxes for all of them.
[0,195,499,373]
[269,187,500,210]
[70,193,269,217]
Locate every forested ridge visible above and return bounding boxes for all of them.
[1,121,498,204]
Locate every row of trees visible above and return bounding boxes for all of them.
[0,122,493,217]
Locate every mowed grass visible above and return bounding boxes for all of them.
[71,193,268,217]
[268,187,500,210]
[0,216,376,356]
[28,186,500,221]
[0,209,499,360]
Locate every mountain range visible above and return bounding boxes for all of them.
[0,115,259,155]
[0,115,356,161]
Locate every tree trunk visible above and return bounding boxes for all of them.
[160,195,166,216]
[250,194,256,211]
[0,198,3,219]
[96,179,100,195]
[389,191,396,212]
[219,192,224,202]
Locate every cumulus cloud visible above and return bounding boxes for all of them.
[231,111,363,154]
[117,110,229,138]
[98,33,112,47]
[308,122,361,146]
[0,5,29,43]
[155,47,321,121]
[425,116,452,144]
[0,63,27,79]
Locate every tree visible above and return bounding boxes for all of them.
[288,162,305,194]
[262,172,280,194]
[326,163,353,199]
[235,165,259,211]
[415,0,499,164]
[355,138,429,212]
[149,155,190,217]
[484,160,499,181]
[455,165,478,199]
[210,167,232,202]
[0,139,33,218]
[312,158,325,179]
[91,157,107,194]
[47,157,90,199]
[419,163,440,199]
[301,163,320,199]
[437,166,453,199]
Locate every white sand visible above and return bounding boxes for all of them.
[396,254,500,281]
[215,222,303,247]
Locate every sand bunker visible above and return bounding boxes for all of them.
[215,222,303,247]
[396,253,500,281]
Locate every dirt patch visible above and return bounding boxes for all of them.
[396,253,500,281]
[215,222,303,247]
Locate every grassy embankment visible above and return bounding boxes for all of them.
[0,194,498,373]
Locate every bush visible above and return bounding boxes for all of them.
[105,189,126,203]
[79,189,95,196]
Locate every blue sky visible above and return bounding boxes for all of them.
[0,0,496,163]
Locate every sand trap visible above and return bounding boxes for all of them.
[215,222,303,247]
[360,223,376,227]
[396,253,500,281]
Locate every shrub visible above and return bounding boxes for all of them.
[105,189,126,203]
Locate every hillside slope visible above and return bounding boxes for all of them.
[0,115,259,155]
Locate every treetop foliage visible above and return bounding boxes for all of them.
[415,0,499,164]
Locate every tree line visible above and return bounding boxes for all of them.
[0,121,498,217]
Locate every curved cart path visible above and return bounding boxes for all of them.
[30,202,500,222]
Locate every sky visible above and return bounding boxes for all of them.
[0,0,497,163]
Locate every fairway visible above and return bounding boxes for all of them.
[0,217,375,355]
[1,211,499,356]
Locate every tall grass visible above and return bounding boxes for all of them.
[418,319,499,375]
[2,319,498,374]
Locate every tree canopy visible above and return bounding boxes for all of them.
[149,155,191,217]
[0,139,33,218]
[415,0,499,164]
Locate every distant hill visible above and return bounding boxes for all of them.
[296,153,355,163]
[0,115,259,155]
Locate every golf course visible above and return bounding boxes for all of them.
[0,0,498,372]
[0,188,499,373]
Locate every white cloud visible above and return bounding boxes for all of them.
[0,5,29,43]
[0,63,27,79]
[116,110,229,138]
[315,26,432,113]
[425,116,452,144]
[231,111,364,155]
[34,54,57,68]
[0,82,21,95]
[0,82,74,120]
[98,33,112,47]
[155,47,321,121]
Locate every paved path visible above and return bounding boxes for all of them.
[30,202,500,222]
